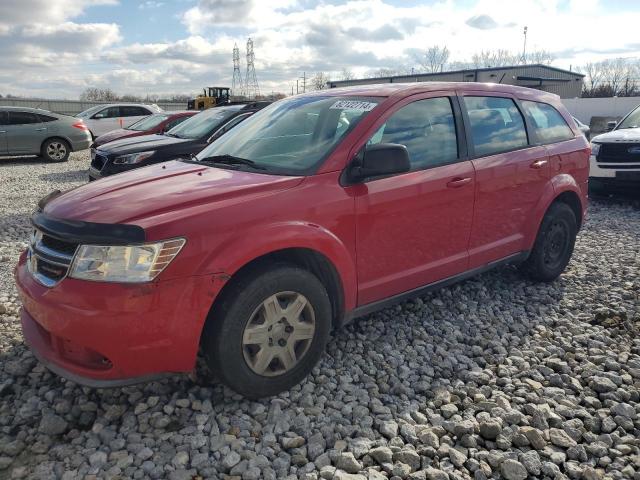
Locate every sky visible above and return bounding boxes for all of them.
[0,0,639,99]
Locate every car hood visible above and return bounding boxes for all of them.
[97,134,191,155]
[44,160,303,227]
[592,127,640,143]
[94,129,144,147]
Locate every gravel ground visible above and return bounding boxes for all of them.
[0,153,639,480]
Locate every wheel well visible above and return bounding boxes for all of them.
[554,191,583,230]
[209,248,345,329]
[41,136,71,153]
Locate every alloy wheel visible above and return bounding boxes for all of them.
[47,142,67,161]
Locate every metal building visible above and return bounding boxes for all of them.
[328,64,585,98]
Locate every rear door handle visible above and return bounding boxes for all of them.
[530,159,548,169]
[35,128,47,131]
[446,177,472,188]
[0,130,6,133]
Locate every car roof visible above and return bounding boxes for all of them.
[307,82,561,101]
[0,106,53,113]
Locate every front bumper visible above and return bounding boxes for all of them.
[589,155,640,191]
[15,252,220,386]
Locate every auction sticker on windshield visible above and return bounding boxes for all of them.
[330,100,377,111]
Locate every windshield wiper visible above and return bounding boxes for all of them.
[198,154,267,170]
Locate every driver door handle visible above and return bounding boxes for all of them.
[446,177,472,188]
[35,128,47,131]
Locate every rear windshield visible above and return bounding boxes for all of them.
[195,96,381,175]
[167,107,242,139]
[128,114,169,131]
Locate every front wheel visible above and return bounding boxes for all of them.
[520,202,577,282]
[42,138,70,162]
[201,265,332,398]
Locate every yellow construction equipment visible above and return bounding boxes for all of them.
[187,87,231,110]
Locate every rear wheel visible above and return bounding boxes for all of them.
[201,264,332,398]
[520,202,577,282]
[42,138,70,162]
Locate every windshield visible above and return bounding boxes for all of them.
[76,105,104,118]
[168,107,242,139]
[195,96,380,175]
[617,105,640,129]
[128,114,169,131]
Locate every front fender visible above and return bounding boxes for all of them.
[198,221,357,312]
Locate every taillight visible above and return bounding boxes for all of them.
[72,122,88,131]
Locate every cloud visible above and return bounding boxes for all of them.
[466,14,499,30]
[346,24,405,42]
[182,0,254,32]
[0,0,117,26]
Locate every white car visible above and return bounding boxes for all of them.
[589,102,640,194]
[75,103,162,138]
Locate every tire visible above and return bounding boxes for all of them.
[201,264,332,398]
[42,138,70,162]
[520,202,577,282]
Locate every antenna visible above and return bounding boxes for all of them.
[244,37,260,100]
[232,43,243,99]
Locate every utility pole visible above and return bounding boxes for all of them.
[521,26,528,64]
[296,79,299,94]
[244,37,260,100]
[231,43,243,99]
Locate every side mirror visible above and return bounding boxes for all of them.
[348,143,410,183]
[606,120,617,132]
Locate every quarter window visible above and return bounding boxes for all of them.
[464,96,528,156]
[37,114,58,122]
[522,101,574,143]
[368,97,458,170]
[8,111,40,125]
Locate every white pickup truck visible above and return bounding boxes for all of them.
[589,103,640,194]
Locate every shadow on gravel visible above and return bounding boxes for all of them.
[0,156,44,167]
[38,170,88,183]
[590,190,640,209]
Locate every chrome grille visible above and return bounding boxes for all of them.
[27,229,78,287]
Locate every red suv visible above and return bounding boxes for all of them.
[15,83,589,397]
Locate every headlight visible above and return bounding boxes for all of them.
[590,142,600,156]
[69,238,185,283]
[113,151,155,165]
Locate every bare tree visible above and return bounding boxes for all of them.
[529,49,554,65]
[340,68,355,81]
[579,58,640,97]
[79,87,119,102]
[471,49,520,68]
[310,72,331,90]
[422,45,450,73]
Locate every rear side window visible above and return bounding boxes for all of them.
[8,111,40,125]
[522,101,574,143]
[367,97,458,170]
[121,106,150,117]
[464,96,528,156]
[38,114,58,122]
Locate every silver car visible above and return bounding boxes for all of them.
[0,107,92,162]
